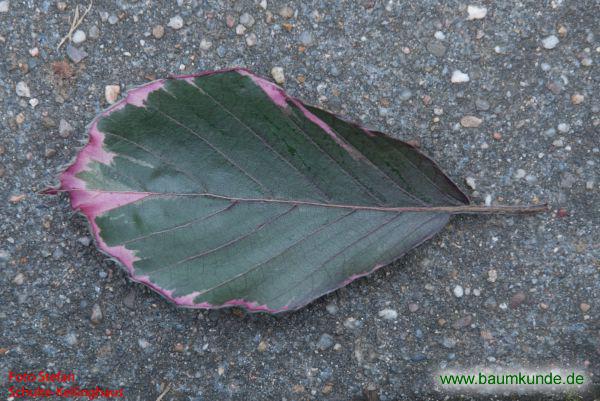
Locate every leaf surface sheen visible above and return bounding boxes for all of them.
[59,68,469,312]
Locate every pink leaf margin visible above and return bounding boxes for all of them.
[43,67,467,313]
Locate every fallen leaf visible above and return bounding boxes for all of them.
[47,68,546,313]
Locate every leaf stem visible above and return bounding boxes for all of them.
[418,204,549,215]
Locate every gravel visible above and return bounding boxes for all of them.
[71,29,86,44]
[15,81,30,97]
[239,12,255,28]
[378,308,399,320]
[1,1,598,400]
[466,5,487,20]
[451,70,470,83]
[167,15,183,30]
[542,35,560,49]
[270,66,285,84]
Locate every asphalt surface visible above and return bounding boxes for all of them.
[1,0,598,400]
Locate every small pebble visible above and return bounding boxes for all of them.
[427,41,446,57]
[199,38,212,50]
[378,308,398,320]
[235,24,246,35]
[138,338,150,349]
[452,315,472,329]
[343,317,362,329]
[16,81,31,97]
[152,25,165,39]
[571,93,584,105]
[475,98,490,111]
[465,177,476,189]
[239,12,255,27]
[64,332,78,346]
[0,0,8,12]
[451,70,470,83]
[168,15,184,30]
[108,14,118,24]
[453,285,464,298]
[29,98,39,108]
[466,5,487,20]
[77,236,91,246]
[88,25,100,39]
[29,47,39,57]
[580,303,591,313]
[66,44,87,64]
[13,273,24,285]
[442,337,457,349]
[105,85,120,104]
[510,291,527,308]
[322,383,333,395]
[271,67,285,84]
[316,333,334,350]
[434,31,445,40]
[72,29,86,44]
[245,33,257,47]
[325,303,338,315]
[408,303,419,313]
[15,113,25,125]
[299,31,313,46]
[460,115,483,128]
[279,5,294,19]
[58,118,73,138]
[515,169,526,179]
[399,88,412,101]
[257,341,268,352]
[542,35,559,49]
[90,303,103,324]
[557,123,570,133]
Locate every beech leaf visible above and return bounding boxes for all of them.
[47,68,546,313]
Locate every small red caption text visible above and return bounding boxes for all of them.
[7,371,124,399]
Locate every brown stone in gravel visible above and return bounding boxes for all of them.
[9,194,26,204]
[480,330,494,341]
[510,291,527,308]
[364,383,379,401]
[571,93,584,105]
[460,115,483,128]
[291,384,305,393]
[152,25,165,39]
[225,15,235,28]
[452,315,472,329]
[90,303,103,324]
[580,303,591,313]
[322,383,333,394]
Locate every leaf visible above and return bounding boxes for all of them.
[48,68,546,313]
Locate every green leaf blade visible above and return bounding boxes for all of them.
[57,68,469,313]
